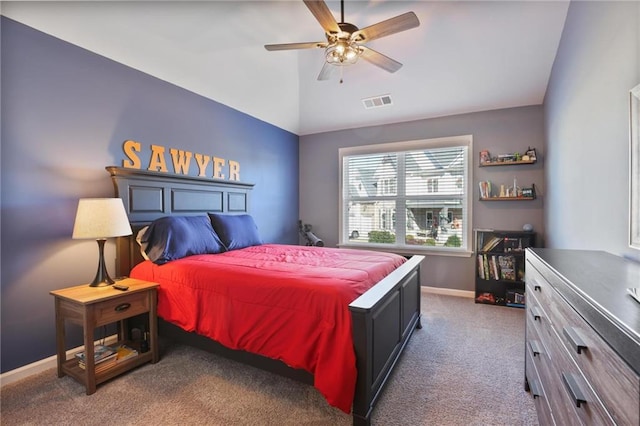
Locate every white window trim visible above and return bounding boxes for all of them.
[338,135,473,257]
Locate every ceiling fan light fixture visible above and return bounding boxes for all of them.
[325,40,361,66]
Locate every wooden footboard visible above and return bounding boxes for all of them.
[350,255,424,426]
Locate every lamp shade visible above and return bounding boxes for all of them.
[72,198,132,240]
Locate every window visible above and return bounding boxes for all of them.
[340,135,473,255]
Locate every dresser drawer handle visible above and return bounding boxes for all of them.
[563,327,588,354]
[532,281,542,292]
[562,372,587,408]
[529,379,543,399]
[528,340,543,357]
[115,303,131,312]
[530,306,542,321]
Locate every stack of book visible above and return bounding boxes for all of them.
[76,344,138,371]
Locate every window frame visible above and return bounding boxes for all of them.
[338,135,473,257]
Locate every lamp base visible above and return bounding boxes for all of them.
[89,239,116,287]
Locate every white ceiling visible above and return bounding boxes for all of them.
[2,1,570,136]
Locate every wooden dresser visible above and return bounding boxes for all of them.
[525,248,640,425]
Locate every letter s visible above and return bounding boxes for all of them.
[122,140,141,169]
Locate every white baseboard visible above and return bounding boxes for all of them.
[0,334,118,388]
[422,286,475,298]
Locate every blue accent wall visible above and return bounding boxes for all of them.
[0,17,299,373]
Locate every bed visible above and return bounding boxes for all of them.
[107,166,424,426]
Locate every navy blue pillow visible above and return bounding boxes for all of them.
[208,213,263,251]
[142,215,226,264]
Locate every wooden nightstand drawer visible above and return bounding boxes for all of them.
[93,291,150,326]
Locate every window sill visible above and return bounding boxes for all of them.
[337,243,473,258]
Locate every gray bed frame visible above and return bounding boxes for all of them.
[107,166,424,426]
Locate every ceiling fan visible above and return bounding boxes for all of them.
[264,0,420,81]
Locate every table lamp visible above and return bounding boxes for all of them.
[72,198,132,287]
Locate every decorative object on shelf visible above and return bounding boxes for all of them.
[525,147,537,162]
[478,181,492,198]
[480,150,491,165]
[523,224,534,232]
[72,198,133,287]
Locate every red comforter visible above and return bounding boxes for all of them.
[130,244,405,413]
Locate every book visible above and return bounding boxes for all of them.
[78,344,139,370]
[79,357,116,371]
[113,344,138,363]
[481,236,502,252]
[477,255,485,279]
[498,255,516,281]
[75,344,116,364]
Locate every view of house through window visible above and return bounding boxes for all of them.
[340,136,472,253]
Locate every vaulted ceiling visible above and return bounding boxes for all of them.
[2,1,570,135]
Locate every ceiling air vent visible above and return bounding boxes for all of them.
[362,94,393,110]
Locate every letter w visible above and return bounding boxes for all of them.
[170,148,193,175]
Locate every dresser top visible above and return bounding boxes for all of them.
[527,248,640,373]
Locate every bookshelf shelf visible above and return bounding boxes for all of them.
[474,229,535,308]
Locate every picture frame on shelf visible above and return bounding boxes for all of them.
[522,186,535,198]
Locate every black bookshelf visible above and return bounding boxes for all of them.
[474,229,535,307]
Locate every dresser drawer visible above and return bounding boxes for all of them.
[92,291,151,326]
[527,265,640,426]
[541,316,615,425]
[525,338,554,426]
[526,298,581,425]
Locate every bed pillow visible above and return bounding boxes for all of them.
[136,226,150,261]
[141,215,226,264]
[208,213,263,251]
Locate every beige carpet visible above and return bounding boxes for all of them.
[0,293,538,425]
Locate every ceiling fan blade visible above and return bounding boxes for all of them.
[354,11,420,42]
[317,62,340,81]
[265,41,327,51]
[360,46,403,73]
[303,0,340,34]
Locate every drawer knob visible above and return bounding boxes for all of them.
[534,284,541,292]
[562,372,587,408]
[563,327,588,354]
[115,303,131,312]
[530,306,542,321]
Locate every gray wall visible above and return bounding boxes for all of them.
[300,106,545,291]
[544,1,640,261]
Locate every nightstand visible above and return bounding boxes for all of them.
[50,278,159,394]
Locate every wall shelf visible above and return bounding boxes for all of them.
[480,159,536,167]
[480,196,536,201]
